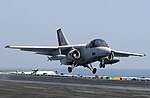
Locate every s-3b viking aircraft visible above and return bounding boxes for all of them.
[5,29,145,74]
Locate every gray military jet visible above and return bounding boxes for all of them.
[5,29,145,74]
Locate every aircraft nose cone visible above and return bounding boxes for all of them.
[105,47,111,55]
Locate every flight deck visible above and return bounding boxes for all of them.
[0,73,150,98]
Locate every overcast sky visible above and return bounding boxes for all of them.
[0,0,149,71]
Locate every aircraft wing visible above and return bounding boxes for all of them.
[112,49,145,57]
[5,44,86,56]
[5,45,60,56]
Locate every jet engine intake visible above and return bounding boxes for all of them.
[67,49,81,60]
[107,52,114,61]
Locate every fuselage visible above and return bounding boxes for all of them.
[61,39,112,65]
[5,28,145,74]
[76,47,111,65]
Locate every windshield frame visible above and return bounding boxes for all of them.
[86,39,109,48]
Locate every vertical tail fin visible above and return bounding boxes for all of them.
[57,29,70,46]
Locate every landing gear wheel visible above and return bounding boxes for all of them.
[100,64,102,68]
[68,67,72,73]
[100,62,105,68]
[103,65,105,68]
[92,68,97,74]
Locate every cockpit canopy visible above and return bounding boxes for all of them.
[86,39,109,48]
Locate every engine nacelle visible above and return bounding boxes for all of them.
[67,49,81,60]
[107,52,114,61]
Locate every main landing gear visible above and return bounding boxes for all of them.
[92,68,97,74]
[68,64,97,74]
[86,64,97,74]
[68,67,72,73]
[68,61,76,73]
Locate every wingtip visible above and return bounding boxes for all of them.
[5,45,10,48]
[140,54,146,57]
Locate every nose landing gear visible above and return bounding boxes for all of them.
[100,62,105,68]
[99,59,105,68]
